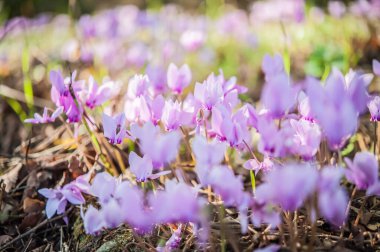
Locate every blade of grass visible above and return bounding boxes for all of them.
[22,47,34,114]
[3,97,27,122]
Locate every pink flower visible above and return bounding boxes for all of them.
[102,113,127,145]
[368,96,380,121]
[167,63,192,94]
[82,76,112,109]
[129,151,170,182]
[24,106,63,124]
[194,73,224,110]
[289,118,321,159]
[127,74,150,99]
[345,151,379,190]
[161,99,192,131]
[131,122,181,168]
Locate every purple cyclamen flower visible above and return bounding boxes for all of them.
[24,106,63,124]
[167,63,192,94]
[208,165,246,207]
[146,64,167,95]
[89,172,117,203]
[243,156,274,175]
[194,73,224,110]
[129,151,171,182]
[130,121,181,169]
[289,118,321,159]
[149,180,200,224]
[124,96,151,124]
[317,166,348,226]
[83,205,104,235]
[39,181,86,219]
[50,70,69,97]
[306,71,358,150]
[319,185,348,227]
[298,91,314,121]
[161,99,192,131]
[102,113,127,145]
[345,151,378,190]
[83,76,112,109]
[368,96,380,121]
[211,104,250,148]
[127,74,150,99]
[192,135,226,166]
[156,226,182,251]
[373,59,380,76]
[261,72,296,118]
[260,163,318,211]
[192,135,227,185]
[261,54,284,81]
[344,69,372,114]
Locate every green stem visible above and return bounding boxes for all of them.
[250,170,256,194]
[219,203,226,252]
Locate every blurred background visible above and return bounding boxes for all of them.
[0,0,362,19]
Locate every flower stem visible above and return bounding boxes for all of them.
[219,203,226,252]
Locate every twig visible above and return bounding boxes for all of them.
[0,207,73,250]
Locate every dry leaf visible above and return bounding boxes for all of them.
[0,163,22,192]
[0,235,12,245]
[23,197,45,214]
[20,212,42,231]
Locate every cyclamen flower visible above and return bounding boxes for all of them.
[50,70,69,97]
[344,69,372,114]
[24,106,63,124]
[261,72,296,118]
[124,96,151,124]
[194,73,224,110]
[368,96,380,121]
[211,104,250,148]
[243,156,274,175]
[259,163,318,211]
[208,165,246,207]
[83,205,104,235]
[102,113,127,145]
[298,91,313,121]
[345,152,378,190]
[50,70,83,123]
[306,71,358,150]
[261,54,284,81]
[149,180,200,223]
[146,64,167,95]
[131,121,181,168]
[289,118,321,159]
[156,226,182,251]
[89,172,117,203]
[39,180,86,218]
[82,76,112,109]
[127,74,150,99]
[192,135,226,166]
[129,151,170,182]
[167,63,192,94]
[373,59,380,76]
[318,166,348,226]
[161,99,192,131]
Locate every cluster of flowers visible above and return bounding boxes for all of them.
[28,56,380,249]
